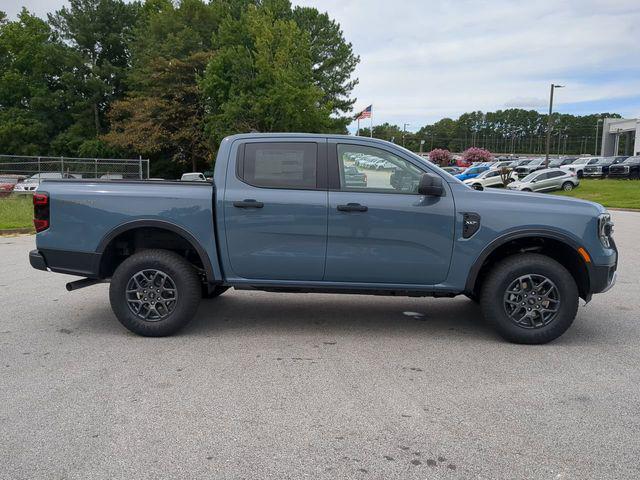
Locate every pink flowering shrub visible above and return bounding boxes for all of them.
[428,148,452,166]
[461,147,493,163]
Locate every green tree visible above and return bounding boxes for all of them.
[0,9,77,155]
[48,0,141,137]
[200,3,334,146]
[103,52,212,172]
[358,122,404,143]
[292,6,358,130]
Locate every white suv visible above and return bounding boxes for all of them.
[561,157,600,178]
[463,168,517,190]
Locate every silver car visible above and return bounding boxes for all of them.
[507,168,579,193]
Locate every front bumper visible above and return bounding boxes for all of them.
[588,238,618,296]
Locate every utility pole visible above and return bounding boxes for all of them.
[545,84,564,167]
[595,118,603,155]
[402,123,410,147]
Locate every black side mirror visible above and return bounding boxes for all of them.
[418,173,444,196]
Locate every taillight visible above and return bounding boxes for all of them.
[33,192,49,232]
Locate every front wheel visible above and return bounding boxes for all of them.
[480,254,578,344]
[109,249,201,336]
[471,183,484,191]
[562,181,574,191]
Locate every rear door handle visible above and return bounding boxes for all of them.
[233,199,264,209]
[337,203,368,212]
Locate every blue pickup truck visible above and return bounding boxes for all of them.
[29,134,617,343]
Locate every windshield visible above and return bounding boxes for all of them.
[518,160,532,166]
[573,158,591,165]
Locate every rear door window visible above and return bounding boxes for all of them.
[240,143,318,189]
[547,171,565,179]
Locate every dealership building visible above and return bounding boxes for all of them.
[601,117,640,156]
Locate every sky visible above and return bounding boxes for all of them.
[4,0,640,132]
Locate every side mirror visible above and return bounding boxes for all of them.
[418,173,444,196]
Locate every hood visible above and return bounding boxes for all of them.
[470,184,604,214]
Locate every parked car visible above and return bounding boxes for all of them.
[462,168,517,190]
[100,174,124,180]
[455,157,472,168]
[29,133,617,344]
[343,166,367,187]
[514,159,546,178]
[608,156,640,179]
[492,160,517,169]
[13,172,80,193]
[583,156,628,178]
[0,175,25,197]
[507,168,579,192]
[180,172,207,181]
[561,157,600,178]
[548,157,578,168]
[441,166,464,175]
[370,158,396,170]
[455,165,490,181]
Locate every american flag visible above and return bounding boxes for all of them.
[355,105,372,120]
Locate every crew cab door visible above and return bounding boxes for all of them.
[324,141,455,285]
[223,140,328,281]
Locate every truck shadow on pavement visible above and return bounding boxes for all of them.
[77,290,600,344]
[187,292,496,341]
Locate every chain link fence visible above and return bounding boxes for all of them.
[0,155,150,179]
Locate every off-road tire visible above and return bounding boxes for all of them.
[480,253,579,344]
[109,249,201,336]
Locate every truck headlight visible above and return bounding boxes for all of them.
[598,212,613,248]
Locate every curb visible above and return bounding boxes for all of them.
[0,227,34,236]
[608,207,640,213]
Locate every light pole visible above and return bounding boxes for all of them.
[402,123,410,147]
[545,83,564,167]
[595,118,603,155]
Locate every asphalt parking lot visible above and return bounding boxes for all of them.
[1,211,639,480]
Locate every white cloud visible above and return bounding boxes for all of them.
[6,0,640,129]
[294,0,640,129]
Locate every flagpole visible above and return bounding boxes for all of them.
[356,118,360,136]
[370,106,373,138]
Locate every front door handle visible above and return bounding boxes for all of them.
[233,199,264,209]
[337,203,368,212]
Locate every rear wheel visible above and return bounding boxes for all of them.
[562,181,574,191]
[109,249,201,336]
[480,253,578,344]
